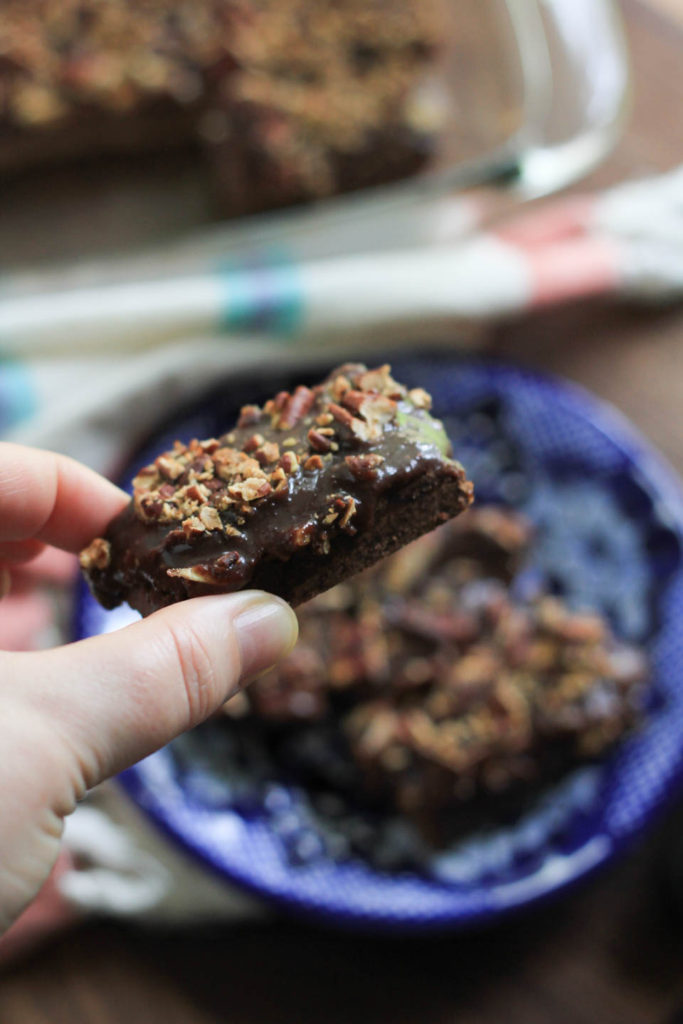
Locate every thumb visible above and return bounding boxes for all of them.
[16,591,298,790]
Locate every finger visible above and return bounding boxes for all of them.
[6,548,76,590]
[0,592,55,651]
[0,443,127,551]
[10,591,298,788]
[0,539,46,566]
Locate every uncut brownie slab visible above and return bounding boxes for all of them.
[0,0,445,216]
[80,364,473,615]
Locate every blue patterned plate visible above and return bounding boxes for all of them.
[74,355,683,930]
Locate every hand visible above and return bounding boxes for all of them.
[0,443,298,932]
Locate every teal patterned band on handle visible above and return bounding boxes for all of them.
[0,356,36,433]
[216,251,304,337]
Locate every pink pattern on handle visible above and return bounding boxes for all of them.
[495,196,596,247]
[524,238,621,307]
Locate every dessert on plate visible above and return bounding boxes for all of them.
[221,507,647,858]
[80,363,473,614]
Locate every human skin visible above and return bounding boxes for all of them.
[0,443,298,932]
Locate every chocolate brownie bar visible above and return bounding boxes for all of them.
[80,364,473,615]
[227,507,646,847]
[0,0,446,215]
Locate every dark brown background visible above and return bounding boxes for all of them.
[2,1,683,1020]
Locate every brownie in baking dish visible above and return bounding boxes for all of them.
[80,363,473,615]
[0,0,447,215]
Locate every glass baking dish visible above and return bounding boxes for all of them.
[0,0,629,267]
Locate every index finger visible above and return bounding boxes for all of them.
[0,443,128,552]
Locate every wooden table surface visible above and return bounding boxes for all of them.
[2,2,683,1021]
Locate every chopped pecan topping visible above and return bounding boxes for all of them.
[244,433,265,453]
[276,386,315,430]
[166,565,216,584]
[408,387,432,410]
[199,506,223,531]
[229,477,273,502]
[182,516,206,538]
[155,455,185,481]
[354,364,404,398]
[280,451,300,474]
[308,429,333,453]
[79,537,111,571]
[254,441,280,466]
[291,524,315,548]
[339,496,357,529]
[330,374,352,401]
[339,389,366,414]
[345,453,385,480]
[132,465,161,493]
[183,483,210,502]
[237,405,262,428]
[304,454,324,470]
[328,402,355,427]
[200,439,220,454]
[136,494,164,522]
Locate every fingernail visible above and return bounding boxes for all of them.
[231,592,298,683]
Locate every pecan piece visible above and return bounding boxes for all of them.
[308,429,332,453]
[354,364,402,396]
[243,433,265,453]
[345,453,385,481]
[167,565,216,584]
[199,506,223,531]
[135,493,164,522]
[237,404,262,428]
[183,483,210,502]
[132,465,161,493]
[254,441,280,466]
[279,451,300,474]
[79,537,111,571]
[182,516,206,538]
[328,402,355,427]
[229,477,273,502]
[339,389,366,414]
[290,523,315,548]
[276,385,315,430]
[339,497,357,530]
[155,455,185,481]
[210,551,246,580]
[330,374,352,400]
[408,387,432,410]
